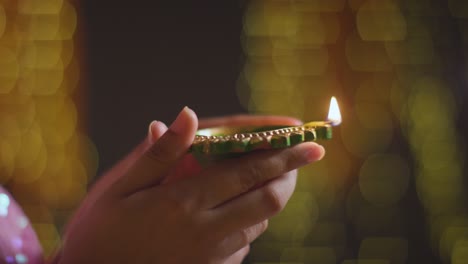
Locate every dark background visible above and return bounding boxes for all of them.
[80,1,247,174]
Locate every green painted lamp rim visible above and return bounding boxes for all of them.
[190,122,332,155]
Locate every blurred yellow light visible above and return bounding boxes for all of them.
[452,239,468,264]
[355,102,393,130]
[0,115,22,156]
[20,40,63,69]
[341,111,393,158]
[243,0,298,37]
[359,237,408,264]
[0,4,6,38]
[14,123,44,170]
[0,140,16,183]
[0,46,20,94]
[416,171,465,214]
[32,223,60,256]
[349,258,390,263]
[0,0,88,254]
[420,139,459,171]
[281,247,336,264]
[17,67,64,95]
[385,35,434,65]
[18,0,64,14]
[294,12,328,45]
[273,46,329,76]
[243,2,269,37]
[61,58,80,94]
[357,0,407,41]
[12,142,47,184]
[298,160,329,193]
[239,0,467,262]
[328,96,341,125]
[359,154,410,207]
[264,1,298,37]
[348,0,366,11]
[36,96,78,145]
[299,73,340,104]
[355,206,403,242]
[18,14,60,40]
[3,95,38,131]
[57,1,77,40]
[313,13,341,45]
[241,36,272,57]
[292,0,346,12]
[66,158,88,185]
[440,226,468,262]
[345,31,393,72]
[355,75,393,104]
[67,133,99,180]
[266,192,319,243]
[389,80,409,120]
[60,40,74,67]
[250,90,304,117]
[320,141,353,188]
[243,61,283,91]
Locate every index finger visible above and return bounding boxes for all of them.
[198,115,302,129]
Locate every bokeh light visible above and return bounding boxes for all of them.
[0,4,5,38]
[359,237,408,264]
[356,0,407,41]
[240,0,467,263]
[0,0,95,257]
[0,46,19,94]
[359,154,410,207]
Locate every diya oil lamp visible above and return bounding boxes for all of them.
[191,97,341,155]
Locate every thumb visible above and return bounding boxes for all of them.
[114,107,198,195]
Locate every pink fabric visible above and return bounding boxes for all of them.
[0,186,43,264]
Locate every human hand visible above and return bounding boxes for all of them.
[63,112,304,238]
[58,108,325,264]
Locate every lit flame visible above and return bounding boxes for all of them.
[327,96,342,125]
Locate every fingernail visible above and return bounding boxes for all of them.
[169,106,192,134]
[304,143,326,163]
[291,118,303,125]
[148,120,158,137]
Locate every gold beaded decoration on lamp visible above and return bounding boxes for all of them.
[191,97,340,156]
